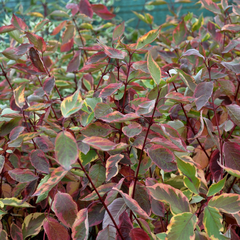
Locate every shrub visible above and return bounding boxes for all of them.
[0,0,240,239]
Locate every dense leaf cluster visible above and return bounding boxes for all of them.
[0,0,240,239]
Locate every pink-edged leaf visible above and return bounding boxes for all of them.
[182,48,205,59]
[43,76,55,95]
[116,211,133,240]
[0,24,15,33]
[2,47,22,60]
[34,19,50,33]
[88,202,105,227]
[29,47,46,72]
[173,20,187,45]
[147,183,190,215]
[10,223,23,240]
[136,28,160,50]
[217,79,235,96]
[112,188,152,219]
[67,50,81,72]
[14,85,25,108]
[148,145,177,172]
[113,22,125,41]
[79,45,102,51]
[81,122,112,137]
[122,122,142,138]
[218,162,240,178]
[62,23,74,44]
[96,226,114,240]
[15,43,34,56]
[221,24,240,33]
[72,208,89,240]
[79,0,93,18]
[105,178,124,205]
[0,230,8,240]
[81,183,115,201]
[99,83,123,98]
[11,14,28,31]
[34,136,54,153]
[79,62,107,73]
[103,198,126,238]
[106,154,123,181]
[9,169,38,183]
[166,213,197,240]
[210,149,222,181]
[165,92,194,104]
[86,51,107,65]
[100,111,139,123]
[209,193,240,214]
[136,99,155,115]
[66,3,79,16]
[0,155,5,174]
[30,149,50,174]
[132,61,149,73]
[60,38,74,52]
[51,20,67,35]
[9,126,25,141]
[130,228,150,240]
[55,131,78,170]
[33,167,68,198]
[92,4,115,20]
[131,182,151,215]
[222,39,240,54]
[25,32,46,52]
[89,164,106,187]
[193,81,213,111]
[223,141,240,171]
[221,59,240,74]
[98,41,126,59]
[43,217,70,240]
[82,136,117,151]
[226,104,240,127]
[53,191,78,227]
[200,0,221,14]
[22,213,45,239]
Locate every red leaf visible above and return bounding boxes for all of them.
[66,3,79,16]
[79,62,107,73]
[67,50,81,72]
[130,228,150,240]
[11,14,28,31]
[99,83,123,98]
[60,38,74,52]
[43,76,55,95]
[10,223,23,240]
[25,32,46,52]
[209,149,222,181]
[51,21,67,35]
[86,51,107,65]
[100,111,139,123]
[116,212,133,240]
[9,169,39,183]
[53,192,78,227]
[92,4,115,20]
[30,149,50,174]
[200,0,222,14]
[29,47,46,72]
[82,136,117,151]
[9,126,25,141]
[43,217,70,240]
[148,145,177,172]
[15,43,34,56]
[223,142,240,171]
[0,24,16,34]
[79,0,93,18]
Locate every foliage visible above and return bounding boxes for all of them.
[0,0,240,239]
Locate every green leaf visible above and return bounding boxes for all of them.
[208,193,240,214]
[207,177,226,197]
[136,28,160,50]
[203,206,226,240]
[50,10,69,18]
[55,131,78,170]
[147,52,161,85]
[166,212,197,240]
[22,213,45,239]
[61,89,83,118]
[89,163,106,188]
[226,104,240,127]
[147,183,190,215]
[173,20,187,45]
[0,198,34,208]
[177,158,201,194]
[79,149,98,166]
